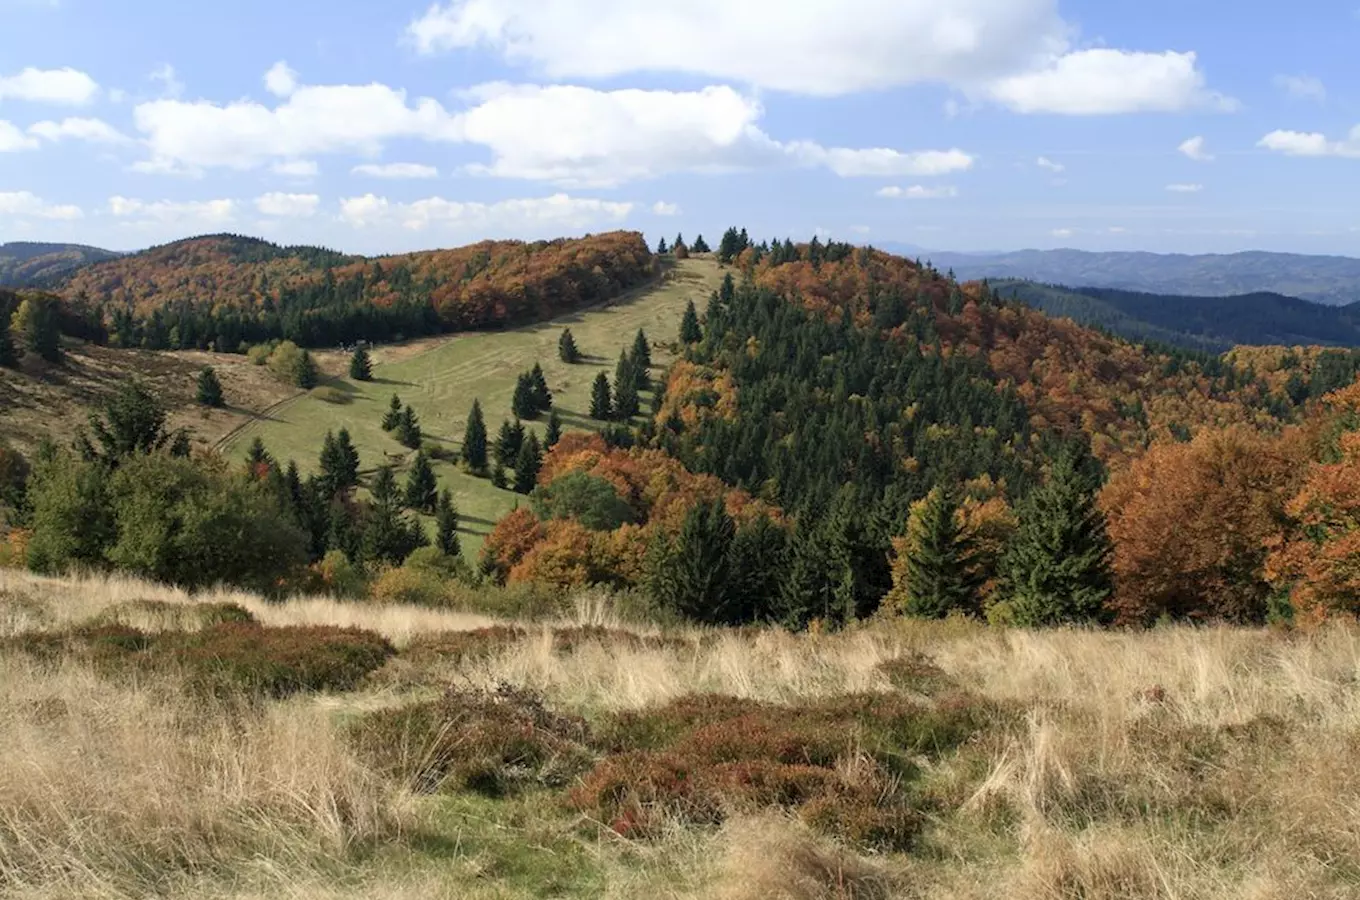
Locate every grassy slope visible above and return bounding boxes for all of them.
[221,258,724,555]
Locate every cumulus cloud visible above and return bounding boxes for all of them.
[351,162,439,178]
[1178,135,1213,161]
[0,120,40,151]
[0,66,99,104]
[28,117,129,144]
[1258,126,1360,158]
[985,49,1235,114]
[0,190,82,220]
[272,159,319,177]
[108,195,236,226]
[1036,155,1064,172]
[1275,74,1326,102]
[339,192,633,232]
[255,192,319,217]
[876,184,959,199]
[1165,183,1204,192]
[264,61,299,98]
[789,144,973,177]
[651,201,679,216]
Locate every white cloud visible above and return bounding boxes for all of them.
[1275,74,1326,102]
[1036,155,1064,172]
[876,184,959,199]
[28,117,129,144]
[272,159,319,177]
[1166,183,1204,193]
[1178,135,1213,161]
[264,61,299,98]
[0,190,82,220]
[351,162,439,178]
[0,120,40,151]
[790,144,974,177]
[339,191,633,233]
[148,63,184,99]
[255,192,319,217]
[1051,228,1073,237]
[108,195,236,227]
[651,201,680,216]
[1258,126,1360,158]
[0,66,99,104]
[985,49,1235,114]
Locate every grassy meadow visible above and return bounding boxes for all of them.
[220,258,724,556]
[4,567,1360,899]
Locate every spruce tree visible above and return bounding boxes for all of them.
[491,463,508,490]
[196,366,224,408]
[631,329,652,369]
[336,428,360,487]
[589,372,613,420]
[495,418,525,468]
[719,272,735,305]
[361,465,426,566]
[646,499,735,623]
[899,487,982,619]
[1002,450,1114,626]
[245,436,273,475]
[404,450,438,513]
[434,489,461,557]
[294,349,319,389]
[559,328,581,364]
[382,394,402,431]
[529,362,553,412]
[513,433,542,494]
[0,323,16,369]
[614,367,640,420]
[544,410,563,449]
[396,405,422,449]
[461,400,488,473]
[679,299,702,344]
[727,514,789,624]
[512,372,539,420]
[691,234,710,254]
[349,346,373,381]
[656,236,668,254]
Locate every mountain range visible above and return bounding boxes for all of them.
[0,242,121,289]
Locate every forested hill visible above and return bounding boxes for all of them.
[999,280,1360,352]
[0,242,119,288]
[56,231,655,350]
[918,248,1360,306]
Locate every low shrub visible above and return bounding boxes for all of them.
[350,683,593,796]
[875,651,958,696]
[369,566,450,607]
[165,623,395,697]
[94,599,256,632]
[402,626,529,666]
[313,385,352,405]
[549,625,690,655]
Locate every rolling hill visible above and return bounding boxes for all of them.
[998,280,1360,352]
[913,248,1360,306]
[0,241,119,288]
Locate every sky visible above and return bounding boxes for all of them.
[1,0,1359,257]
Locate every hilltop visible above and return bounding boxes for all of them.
[0,241,119,288]
[916,247,1360,306]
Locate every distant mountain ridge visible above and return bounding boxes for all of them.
[0,242,120,288]
[901,248,1360,307]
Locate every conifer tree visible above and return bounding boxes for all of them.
[336,428,360,486]
[361,465,427,566]
[349,346,373,381]
[404,450,438,512]
[245,436,273,476]
[295,349,319,389]
[513,433,542,494]
[434,489,461,557]
[382,394,402,431]
[646,499,735,623]
[679,299,702,344]
[719,272,736,305]
[727,514,789,623]
[396,405,422,449]
[0,322,16,369]
[613,362,640,420]
[589,372,613,420]
[544,410,563,449]
[512,372,539,420]
[11,295,61,363]
[196,366,224,407]
[1002,450,1114,626]
[897,487,981,619]
[461,400,489,473]
[631,329,652,369]
[691,234,711,253]
[529,362,553,412]
[491,463,508,490]
[656,236,668,254]
[495,418,525,468]
[558,328,581,364]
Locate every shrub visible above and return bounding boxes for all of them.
[164,623,394,697]
[94,599,256,632]
[548,625,688,655]
[401,626,528,666]
[313,386,352,405]
[875,651,958,697]
[350,684,592,796]
[311,549,369,599]
[369,566,450,607]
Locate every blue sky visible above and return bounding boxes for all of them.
[1,0,1358,256]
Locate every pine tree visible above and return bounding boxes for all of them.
[631,329,652,369]
[691,234,711,254]
[656,236,669,254]
[513,433,542,494]
[361,465,427,566]
[461,399,489,473]
[512,372,539,420]
[559,328,581,364]
[0,322,16,369]
[396,405,422,449]
[245,436,273,476]
[718,227,741,264]
[646,499,735,623]
[679,299,702,344]
[589,372,613,420]
[727,514,789,623]
[491,463,508,490]
[318,431,346,496]
[495,418,525,468]
[382,394,402,431]
[196,366,224,407]
[404,450,438,512]
[613,355,640,420]
[294,349,319,389]
[898,488,982,619]
[719,272,736,304]
[349,346,373,381]
[529,362,553,412]
[336,428,360,486]
[435,489,461,557]
[1002,450,1114,626]
[544,410,563,449]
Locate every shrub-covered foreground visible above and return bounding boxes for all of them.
[5,568,1360,899]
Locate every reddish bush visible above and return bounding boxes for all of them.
[402,626,528,665]
[164,623,394,697]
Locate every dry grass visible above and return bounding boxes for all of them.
[5,569,1360,898]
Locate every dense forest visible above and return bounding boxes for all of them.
[0,242,119,289]
[56,231,655,350]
